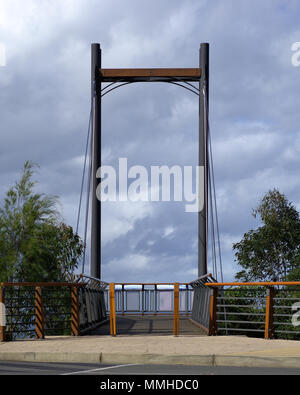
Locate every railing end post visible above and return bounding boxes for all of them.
[35,286,45,340]
[173,283,180,337]
[208,287,218,336]
[265,286,275,340]
[0,287,5,342]
[109,283,116,336]
[71,286,80,336]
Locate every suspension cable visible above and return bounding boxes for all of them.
[76,107,92,235]
[202,82,223,281]
[82,142,92,274]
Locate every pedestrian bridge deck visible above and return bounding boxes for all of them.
[86,315,207,336]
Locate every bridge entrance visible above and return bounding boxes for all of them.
[82,281,209,337]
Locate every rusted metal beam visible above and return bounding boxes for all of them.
[265,287,275,339]
[99,68,201,82]
[208,288,218,336]
[173,283,180,336]
[35,287,45,339]
[109,283,116,336]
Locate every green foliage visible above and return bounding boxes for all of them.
[0,161,84,282]
[233,189,300,282]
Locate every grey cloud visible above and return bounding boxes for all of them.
[1,0,300,282]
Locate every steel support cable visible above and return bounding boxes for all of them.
[203,84,227,332]
[76,106,92,235]
[101,77,199,93]
[202,83,224,282]
[206,110,224,282]
[101,80,199,98]
[208,133,224,283]
[208,165,217,279]
[201,81,209,281]
[203,83,217,279]
[79,79,199,274]
[101,81,118,92]
[82,139,92,274]
[75,105,92,273]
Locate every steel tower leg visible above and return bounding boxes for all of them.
[198,42,209,276]
[91,43,101,279]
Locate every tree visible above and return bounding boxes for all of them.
[233,189,300,282]
[0,161,84,282]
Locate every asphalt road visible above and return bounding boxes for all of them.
[0,361,299,375]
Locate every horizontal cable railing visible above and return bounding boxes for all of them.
[0,282,85,341]
[0,276,109,341]
[205,282,300,339]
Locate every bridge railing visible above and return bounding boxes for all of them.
[107,283,194,336]
[205,281,300,339]
[75,274,108,334]
[189,274,217,334]
[108,283,193,315]
[0,282,85,341]
[0,276,108,341]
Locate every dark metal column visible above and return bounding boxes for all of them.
[198,43,209,276]
[91,43,101,279]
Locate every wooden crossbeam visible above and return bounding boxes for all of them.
[99,68,201,82]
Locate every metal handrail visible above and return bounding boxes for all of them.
[205,281,300,287]
[205,282,300,339]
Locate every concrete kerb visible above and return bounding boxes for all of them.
[0,352,300,368]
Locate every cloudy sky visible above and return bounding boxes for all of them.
[1,0,300,283]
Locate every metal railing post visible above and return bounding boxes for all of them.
[109,283,116,336]
[0,287,5,342]
[122,284,125,316]
[208,287,218,336]
[154,284,157,315]
[265,287,275,339]
[173,283,180,336]
[185,284,189,316]
[71,286,80,336]
[35,286,45,339]
[142,285,144,316]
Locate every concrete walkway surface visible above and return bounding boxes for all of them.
[1,335,300,368]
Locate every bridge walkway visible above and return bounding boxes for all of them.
[85,315,207,336]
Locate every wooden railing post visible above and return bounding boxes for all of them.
[35,286,45,339]
[109,283,116,336]
[265,287,275,339]
[71,286,80,336]
[0,287,5,342]
[208,287,218,336]
[173,283,180,336]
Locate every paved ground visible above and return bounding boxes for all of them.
[2,334,300,357]
[1,319,300,368]
[88,315,207,336]
[0,361,300,375]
